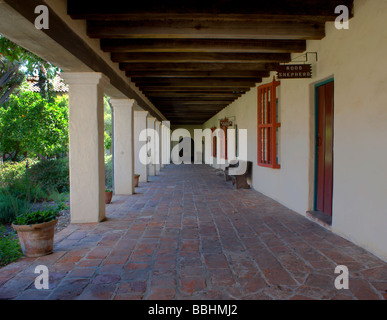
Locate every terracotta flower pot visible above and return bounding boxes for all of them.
[12,219,58,258]
[105,190,113,204]
[134,174,140,187]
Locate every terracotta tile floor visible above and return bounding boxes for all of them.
[1,164,386,300]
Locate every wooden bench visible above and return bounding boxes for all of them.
[224,160,252,189]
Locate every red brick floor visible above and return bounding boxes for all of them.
[1,164,386,300]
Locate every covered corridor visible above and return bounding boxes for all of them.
[1,0,387,301]
[0,164,386,300]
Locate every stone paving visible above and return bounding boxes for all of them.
[0,164,386,300]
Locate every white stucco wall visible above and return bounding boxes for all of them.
[203,0,387,261]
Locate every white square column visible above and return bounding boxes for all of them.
[167,127,171,164]
[155,120,161,174]
[161,124,165,168]
[162,121,171,166]
[110,99,135,195]
[147,116,156,176]
[62,72,109,223]
[134,110,148,183]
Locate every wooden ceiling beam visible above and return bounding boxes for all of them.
[68,0,354,21]
[126,70,270,78]
[101,39,306,53]
[172,122,207,125]
[154,100,238,105]
[160,108,228,112]
[167,114,214,117]
[160,110,225,114]
[71,13,331,23]
[168,121,208,124]
[87,20,325,40]
[153,100,234,105]
[163,110,223,114]
[167,115,215,117]
[168,122,210,125]
[146,92,241,98]
[161,114,226,119]
[163,115,221,120]
[140,87,251,92]
[160,101,229,107]
[160,107,228,111]
[65,0,354,124]
[165,117,225,121]
[151,97,236,102]
[162,110,224,114]
[121,63,275,72]
[134,78,259,87]
[113,52,291,63]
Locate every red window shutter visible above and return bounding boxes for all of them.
[257,78,281,169]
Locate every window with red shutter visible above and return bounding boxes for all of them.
[257,78,281,169]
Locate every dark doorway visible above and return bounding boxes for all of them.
[179,137,194,163]
[315,80,334,219]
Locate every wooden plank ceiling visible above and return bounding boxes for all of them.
[68,0,353,125]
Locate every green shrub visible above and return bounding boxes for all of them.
[105,155,113,189]
[0,158,38,188]
[28,157,69,193]
[0,91,68,159]
[0,191,31,224]
[13,203,65,226]
[0,158,46,203]
[5,174,48,203]
[0,226,22,267]
[47,190,69,204]
[0,158,69,225]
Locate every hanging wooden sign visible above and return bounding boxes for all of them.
[220,118,233,127]
[277,64,312,79]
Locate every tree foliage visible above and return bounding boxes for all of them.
[104,97,112,152]
[0,91,68,160]
[0,35,59,104]
[0,56,24,105]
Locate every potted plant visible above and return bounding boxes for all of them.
[11,204,64,258]
[105,188,113,204]
[134,174,140,188]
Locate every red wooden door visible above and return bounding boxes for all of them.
[316,81,334,217]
